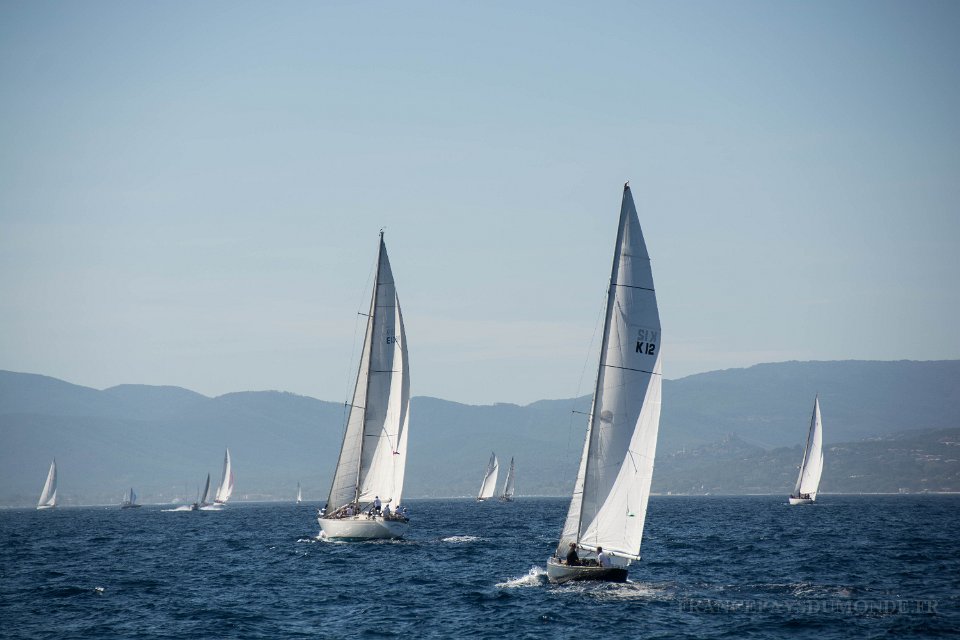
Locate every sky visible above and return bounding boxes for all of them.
[1,1,958,406]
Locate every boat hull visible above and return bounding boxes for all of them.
[546,558,628,584]
[318,516,408,540]
[788,496,815,505]
[36,504,55,510]
[120,504,142,509]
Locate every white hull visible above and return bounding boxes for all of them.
[36,504,55,511]
[318,515,408,540]
[788,496,815,505]
[546,557,628,584]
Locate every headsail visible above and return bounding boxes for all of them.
[478,452,499,500]
[555,184,662,563]
[215,449,234,503]
[501,457,516,499]
[325,232,411,511]
[37,459,57,509]
[793,396,824,499]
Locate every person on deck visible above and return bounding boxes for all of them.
[373,496,382,515]
[597,546,609,568]
[566,543,580,566]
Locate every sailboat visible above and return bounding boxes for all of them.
[120,487,142,509]
[499,457,516,502]
[318,231,411,540]
[212,448,235,506]
[191,473,211,511]
[477,452,499,501]
[789,396,824,505]
[546,183,663,584]
[296,481,303,504]
[37,459,57,510]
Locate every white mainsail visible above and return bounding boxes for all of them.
[478,452,499,500]
[324,232,410,512]
[555,183,662,564]
[37,459,57,510]
[792,396,824,500]
[500,457,516,499]
[214,448,234,504]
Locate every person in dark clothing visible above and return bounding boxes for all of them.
[566,542,580,566]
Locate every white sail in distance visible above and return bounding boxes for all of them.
[501,457,515,499]
[556,184,662,563]
[478,452,499,500]
[215,448,234,503]
[325,232,411,511]
[37,459,57,509]
[793,396,824,499]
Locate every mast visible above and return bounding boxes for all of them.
[576,182,632,544]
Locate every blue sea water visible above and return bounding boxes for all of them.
[1,496,958,639]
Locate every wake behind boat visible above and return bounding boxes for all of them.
[317,232,411,541]
[789,396,824,505]
[546,184,663,584]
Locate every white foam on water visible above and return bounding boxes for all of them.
[496,566,548,589]
[161,505,194,512]
[441,535,485,544]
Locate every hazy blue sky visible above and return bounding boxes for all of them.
[1,1,958,405]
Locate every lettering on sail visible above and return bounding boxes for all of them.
[635,328,658,356]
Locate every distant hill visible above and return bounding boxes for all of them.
[1,360,958,506]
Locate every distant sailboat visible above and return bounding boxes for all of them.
[296,481,303,504]
[789,396,824,505]
[120,487,142,509]
[499,457,516,502]
[318,231,411,540]
[477,452,499,501]
[547,184,663,584]
[191,473,211,511]
[37,459,57,510]
[213,448,235,506]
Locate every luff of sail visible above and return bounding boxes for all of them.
[477,452,499,500]
[555,184,662,563]
[214,448,234,504]
[793,396,824,500]
[325,232,410,512]
[37,459,57,509]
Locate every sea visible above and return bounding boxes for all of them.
[1,495,958,639]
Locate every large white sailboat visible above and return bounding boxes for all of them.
[120,487,142,509]
[318,232,411,540]
[499,457,516,502]
[477,452,499,501]
[213,448,235,506]
[789,396,824,505]
[547,184,663,584]
[37,459,57,510]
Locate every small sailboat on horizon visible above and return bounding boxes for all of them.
[120,487,142,509]
[477,452,499,502]
[191,473,211,511]
[499,457,515,502]
[296,481,303,504]
[317,231,411,540]
[789,396,824,505]
[546,183,663,584]
[211,448,235,508]
[37,459,57,510]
